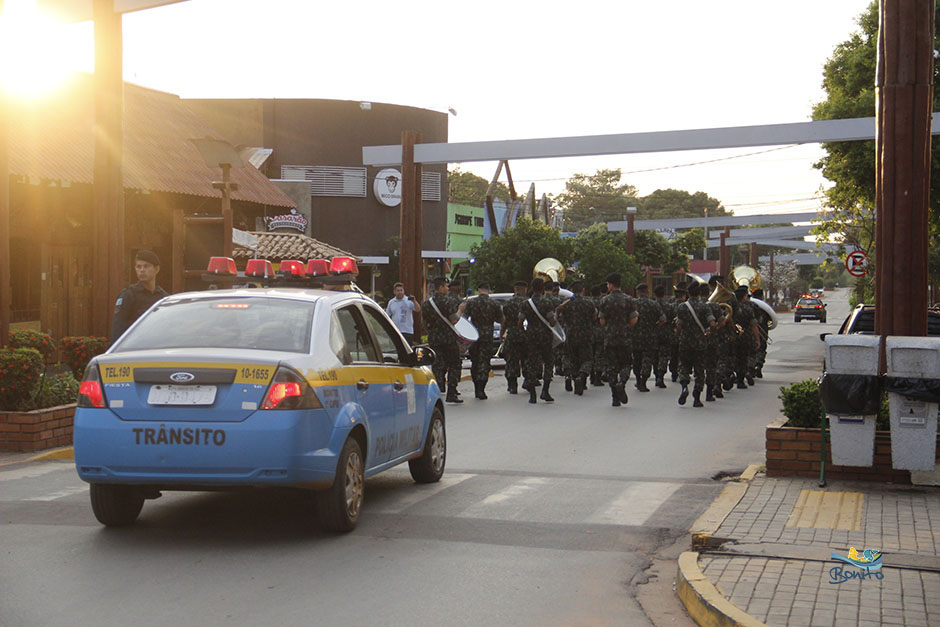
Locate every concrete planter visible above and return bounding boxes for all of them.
[0,404,75,452]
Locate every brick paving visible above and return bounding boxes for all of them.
[697,476,940,626]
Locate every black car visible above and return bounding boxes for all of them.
[821,304,940,338]
[794,296,827,323]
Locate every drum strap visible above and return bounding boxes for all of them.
[428,296,458,335]
[684,301,707,336]
[528,298,555,334]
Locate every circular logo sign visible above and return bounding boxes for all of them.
[374,168,402,207]
[170,372,195,383]
[845,250,869,277]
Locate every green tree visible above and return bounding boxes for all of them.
[812,0,940,297]
[573,238,642,291]
[557,169,640,231]
[448,167,514,207]
[639,189,728,220]
[467,218,570,291]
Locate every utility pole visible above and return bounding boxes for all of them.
[0,0,8,347]
[874,0,934,336]
[400,131,423,300]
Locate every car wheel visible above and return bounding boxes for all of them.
[89,484,145,527]
[409,407,446,484]
[315,437,364,532]
[821,318,827,323]
[794,317,801,323]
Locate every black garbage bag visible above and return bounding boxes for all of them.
[884,377,940,403]
[819,373,883,415]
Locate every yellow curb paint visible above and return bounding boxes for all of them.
[786,490,863,530]
[738,464,762,482]
[691,481,748,549]
[676,551,768,627]
[26,447,74,462]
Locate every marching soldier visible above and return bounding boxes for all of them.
[465,282,504,399]
[632,283,665,392]
[598,273,638,407]
[732,285,761,388]
[520,277,558,403]
[590,283,608,387]
[423,276,467,403]
[556,281,596,396]
[703,276,725,402]
[653,285,673,388]
[501,280,529,394]
[675,282,714,407]
[750,288,771,378]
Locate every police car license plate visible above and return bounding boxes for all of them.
[147,385,217,406]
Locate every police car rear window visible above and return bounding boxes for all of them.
[798,298,821,306]
[112,297,316,353]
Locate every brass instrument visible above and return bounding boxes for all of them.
[534,257,566,283]
[708,282,736,304]
[731,265,761,291]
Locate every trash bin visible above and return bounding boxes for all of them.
[885,337,940,471]
[824,335,881,467]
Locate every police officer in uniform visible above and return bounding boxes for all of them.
[423,277,467,403]
[556,281,596,396]
[501,280,529,394]
[112,250,169,342]
[465,282,504,399]
[520,277,557,404]
[598,273,638,407]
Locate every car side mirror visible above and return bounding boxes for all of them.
[819,332,831,342]
[406,345,436,366]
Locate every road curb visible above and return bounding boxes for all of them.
[676,552,767,627]
[690,464,761,549]
[27,446,74,462]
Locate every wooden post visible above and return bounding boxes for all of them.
[92,0,125,337]
[0,0,9,348]
[400,131,423,300]
[749,242,758,267]
[220,163,233,259]
[626,213,635,255]
[874,0,934,336]
[719,227,731,279]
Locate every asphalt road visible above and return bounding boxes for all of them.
[0,290,848,626]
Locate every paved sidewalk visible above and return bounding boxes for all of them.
[682,474,940,626]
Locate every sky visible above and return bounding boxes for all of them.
[13,0,875,218]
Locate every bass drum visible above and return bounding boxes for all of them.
[751,297,778,330]
[454,316,479,354]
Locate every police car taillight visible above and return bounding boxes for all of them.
[207,257,237,275]
[245,259,274,278]
[261,367,322,410]
[279,260,306,277]
[329,256,358,275]
[306,259,330,276]
[78,363,106,408]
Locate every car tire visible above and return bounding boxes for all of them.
[409,407,446,484]
[315,437,364,532]
[821,318,826,323]
[89,483,145,527]
[794,317,801,323]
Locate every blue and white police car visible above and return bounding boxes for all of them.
[74,257,445,532]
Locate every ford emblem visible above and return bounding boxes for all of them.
[170,372,195,383]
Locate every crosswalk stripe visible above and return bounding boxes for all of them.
[585,481,683,526]
[369,472,475,514]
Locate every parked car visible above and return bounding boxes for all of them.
[794,295,827,323]
[820,304,940,341]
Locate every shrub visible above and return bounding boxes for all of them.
[33,371,80,409]
[8,329,56,361]
[809,276,825,289]
[0,348,44,410]
[780,378,892,429]
[61,336,109,378]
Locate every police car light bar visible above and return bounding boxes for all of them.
[306,259,330,277]
[245,259,275,278]
[329,256,358,275]
[279,260,307,278]
[207,256,237,275]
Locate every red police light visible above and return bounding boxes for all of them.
[280,260,306,277]
[306,259,330,276]
[207,257,237,275]
[245,259,274,278]
[329,256,358,275]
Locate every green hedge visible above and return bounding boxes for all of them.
[8,329,56,361]
[61,336,109,379]
[779,378,891,430]
[0,348,44,410]
[34,372,80,409]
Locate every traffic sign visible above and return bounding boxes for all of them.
[845,250,869,277]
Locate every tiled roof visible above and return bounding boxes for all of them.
[7,75,295,208]
[233,231,360,262]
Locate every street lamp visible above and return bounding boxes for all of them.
[626,206,637,255]
[190,137,243,258]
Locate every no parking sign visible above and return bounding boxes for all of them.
[845,250,869,277]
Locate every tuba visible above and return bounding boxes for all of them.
[731,265,761,291]
[534,258,566,283]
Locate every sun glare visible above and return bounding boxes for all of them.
[0,0,90,99]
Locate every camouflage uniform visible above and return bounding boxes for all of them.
[703,298,725,400]
[733,298,758,387]
[520,293,558,402]
[715,301,738,392]
[591,294,608,385]
[558,295,597,395]
[465,293,504,398]
[676,296,714,406]
[632,294,665,390]
[423,292,462,398]
[598,290,638,406]
[751,300,772,377]
[655,295,675,386]
[501,293,527,393]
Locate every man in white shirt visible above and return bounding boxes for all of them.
[386,282,421,346]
